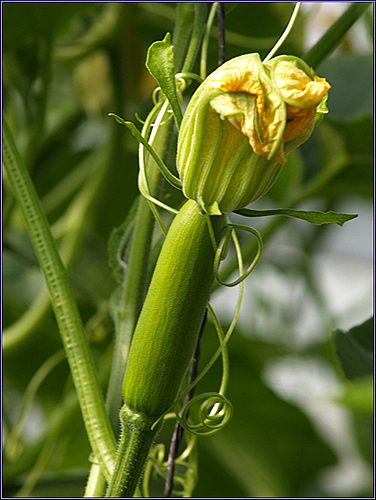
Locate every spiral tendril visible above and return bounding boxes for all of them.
[152,86,163,105]
[134,113,145,125]
[140,434,198,497]
[178,392,233,436]
[175,72,204,93]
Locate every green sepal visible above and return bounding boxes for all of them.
[145,32,183,127]
[315,93,329,126]
[234,207,358,226]
[199,199,222,216]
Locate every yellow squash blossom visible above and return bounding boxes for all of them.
[177,53,330,215]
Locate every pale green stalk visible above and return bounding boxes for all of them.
[3,118,116,480]
[263,2,301,62]
[106,410,162,498]
[173,3,207,73]
[180,3,207,74]
[85,464,107,498]
[3,146,114,353]
[200,2,219,79]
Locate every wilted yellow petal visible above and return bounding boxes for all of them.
[208,68,265,122]
[177,53,331,213]
[274,60,331,108]
[208,56,287,162]
[283,104,316,142]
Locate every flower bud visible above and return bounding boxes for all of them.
[177,53,330,214]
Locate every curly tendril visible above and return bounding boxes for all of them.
[215,223,263,287]
[140,435,198,498]
[152,86,164,106]
[140,443,166,497]
[175,72,204,92]
[178,392,233,436]
[153,71,203,105]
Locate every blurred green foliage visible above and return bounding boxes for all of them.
[3,3,373,497]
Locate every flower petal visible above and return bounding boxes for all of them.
[273,60,331,108]
[283,104,316,142]
[207,54,287,162]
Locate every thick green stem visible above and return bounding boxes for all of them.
[3,118,116,480]
[106,406,161,497]
[173,3,207,73]
[3,144,114,353]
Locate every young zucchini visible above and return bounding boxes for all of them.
[122,199,226,420]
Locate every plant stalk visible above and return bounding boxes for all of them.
[3,117,116,480]
[106,407,162,497]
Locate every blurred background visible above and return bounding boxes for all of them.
[3,3,373,497]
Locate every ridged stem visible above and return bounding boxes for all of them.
[3,117,116,480]
[106,406,161,497]
[3,144,114,352]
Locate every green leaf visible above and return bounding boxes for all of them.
[145,33,183,127]
[334,317,374,380]
[234,207,358,226]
